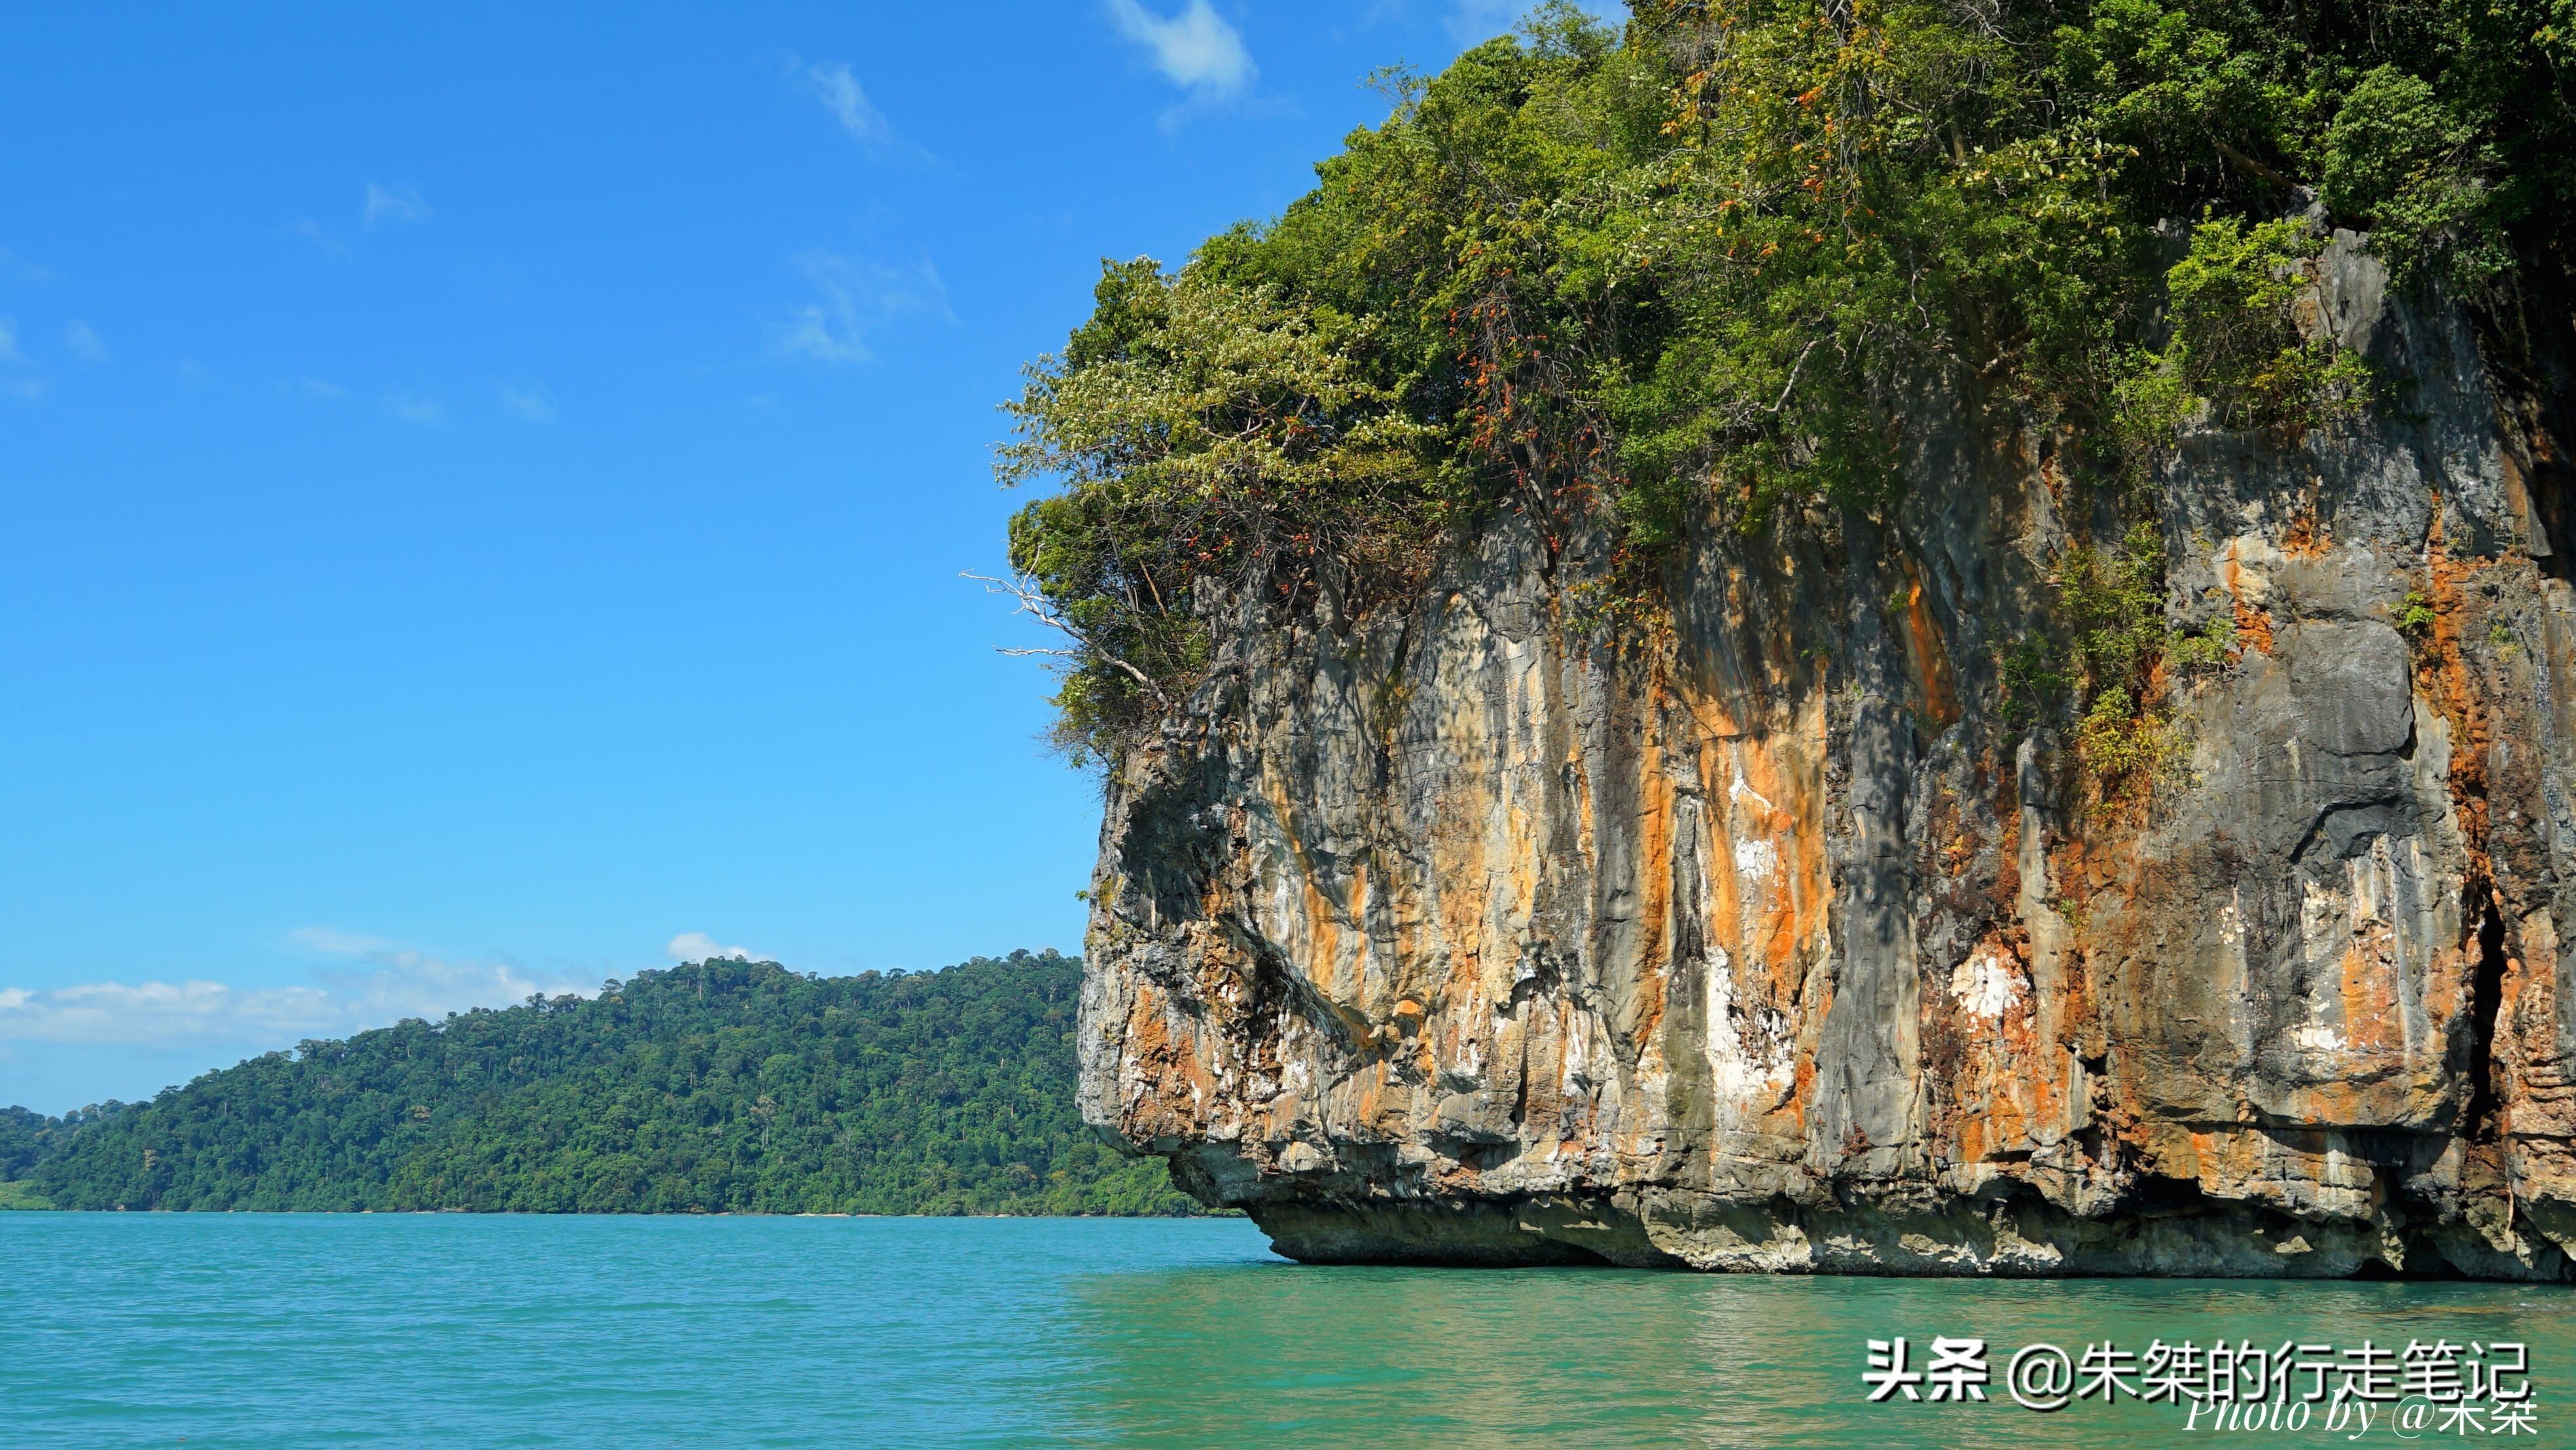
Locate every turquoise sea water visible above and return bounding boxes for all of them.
[3,1213,2571,1447]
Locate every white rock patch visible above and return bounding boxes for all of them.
[1733,838,1779,883]
[1949,951,2022,1021]
[2292,1022,2348,1053]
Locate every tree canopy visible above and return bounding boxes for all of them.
[7,951,1202,1216]
[998,0,2576,766]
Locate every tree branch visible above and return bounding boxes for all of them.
[2213,138,2288,188]
[1765,338,1823,413]
[963,571,1171,707]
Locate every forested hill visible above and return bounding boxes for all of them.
[0,951,1202,1215]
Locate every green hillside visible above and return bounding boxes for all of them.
[5,951,1202,1216]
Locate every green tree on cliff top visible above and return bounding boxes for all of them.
[997,0,2576,764]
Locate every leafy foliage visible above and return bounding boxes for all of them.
[1,1105,98,1182]
[0,1178,53,1210]
[1995,522,2182,792]
[2323,65,2507,292]
[2114,217,2375,472]
[2395,587,2439,636]
[14,952,1204,1216]
[995,0,2576,763]
[2058,522,2174,701]
[997,264,1455,760]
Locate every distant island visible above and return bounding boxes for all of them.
[0,951,1204,1216]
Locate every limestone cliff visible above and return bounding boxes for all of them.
[1074,234,2576,1278]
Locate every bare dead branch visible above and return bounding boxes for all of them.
[1766,338,1823,414]
[963,571,1172,707]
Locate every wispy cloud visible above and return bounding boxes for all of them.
[0,248,48,284]
[287,217,347,256]
[0,317,41,398]
[63,319,107,364]
[804,62,899,152]
[298,377,346,398]
[773,250,948,366]
[363,182,432,228]
[666,931,755,963]
[1445,0,1530,41]
[386,392,443,425]
[499,385,556,423]
[1105,0,1255,99]
[0,938,595,1048]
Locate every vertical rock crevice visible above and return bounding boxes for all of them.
[2465,901,2509,1142]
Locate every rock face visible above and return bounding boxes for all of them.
[1076,233,2576,1277]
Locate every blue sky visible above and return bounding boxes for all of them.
[0,1,1609,1112]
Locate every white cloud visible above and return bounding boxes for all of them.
[0,980,336,1047]
[500,385,556,423]
[0,953,594,1048]
[312,952,589,1023]
[0,248,49,284]
[773,250,948,366]
[386,392,443,425]
[667,931,754,963]
[363,182,432,227]
[299,377,346,398]
[1105,0,1255,98]
[0,317,24,365]
[806,62,895,150]
[64,319,107,363]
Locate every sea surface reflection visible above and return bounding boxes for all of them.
[1050,1250,2576,1446]
[3,1212,2569,1447]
